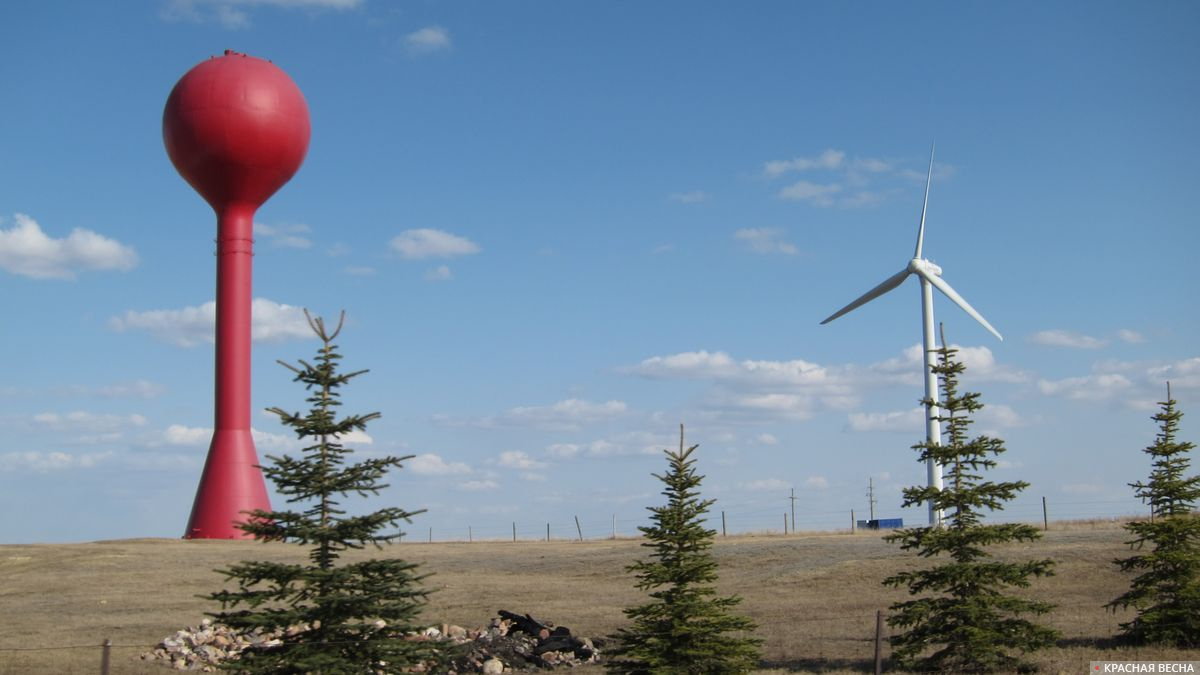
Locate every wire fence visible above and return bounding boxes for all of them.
[395,497,1146,543]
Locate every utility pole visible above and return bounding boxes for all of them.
[789,488,797,534]
[867,478,877,521]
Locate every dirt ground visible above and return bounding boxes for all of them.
[2,521,1198,673]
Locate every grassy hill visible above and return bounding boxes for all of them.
[2,521,1197,673]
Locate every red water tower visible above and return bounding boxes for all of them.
[163,50,310,539]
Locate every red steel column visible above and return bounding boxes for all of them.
[183,203,267,539]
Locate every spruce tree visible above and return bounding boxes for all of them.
[1107,382,1200,646]
[208,311,438,674]
[884,334,1058,673]
[607,425,761,675]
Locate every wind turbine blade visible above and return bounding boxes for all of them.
[820,267,912,325]
[917,268,1004,341]
[914,143,935,259]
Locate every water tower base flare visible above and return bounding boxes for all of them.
[184,429,271,539]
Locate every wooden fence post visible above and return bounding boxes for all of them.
[428,527,432,543]
[512,522,517,543]
[546,523,550,542]
[874,610,884,675]
[784,513,788,535]
[612,514,616,540]
[100,638,111,675]
[575,515,584,541]
[1042,496,1049,531]
[722,510,727,537]
[851,509,856,534]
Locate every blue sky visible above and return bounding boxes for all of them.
[1,1,1197,543]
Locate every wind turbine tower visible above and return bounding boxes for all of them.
[820,145,1002,526]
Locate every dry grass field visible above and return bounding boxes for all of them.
[3,520,1198,674]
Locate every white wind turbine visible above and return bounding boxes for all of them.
[820,145,1002,526]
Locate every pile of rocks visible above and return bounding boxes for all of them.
[142,611,603,672]
[139,618,285,672]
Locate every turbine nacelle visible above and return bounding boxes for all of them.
[910,258,942,277]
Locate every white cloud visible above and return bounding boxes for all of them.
[521,472,547,482]
[1037,374,1134,401]
[31,411,147,445]
[847,408,925,433]
[849,403,1021,436]
[763,150,950,209]
[625,343,1026,427]
[390,229,480,260]
[96,380,166,399]
[161,0,361,28]
[741,478,791,491]
[544,431,670,460]
[1032,357,1198,409]
[980,404,1023,429]
[852,157,892,173]
[335,429,374,445]
[0,450,113,472]
[424,265,453,281]
[505,399,627,431]
[158,424,304,451]
[546,443,581,458]
[163,424,210,446]
[753,433,779,446]
[459,479,498,491]
[778,180,841,206]
[900,163,957,182]
[629,350,857,424]
[440,398,628,432]
[869,344,1029,385]
[805,476,829,490]
[838,191,887,208]
[724,393,817,420]
[1147,357,1200,389]
[0,213,137,280]
[254,222,312,249]
[253,429,298,451]
[43,380,166,399]
[629,350,739,379]
[669,191,708,204]
[585,432,666,457]
[1117,329,1145,344]
[498,450,547,470]
[1030,329,1105,349]
[109,298,312,347]
[763,149,845,177]
[734,228,798,255]
[403,26,452,55]
[408,453,472,475]
[630,350,844,390]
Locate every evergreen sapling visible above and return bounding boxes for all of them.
[208,311,438,673]
[608,425,761,675]
[884,333,1058,672]
[1107,383,1200,647]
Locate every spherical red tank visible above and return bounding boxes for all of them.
[163,50,310,539]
